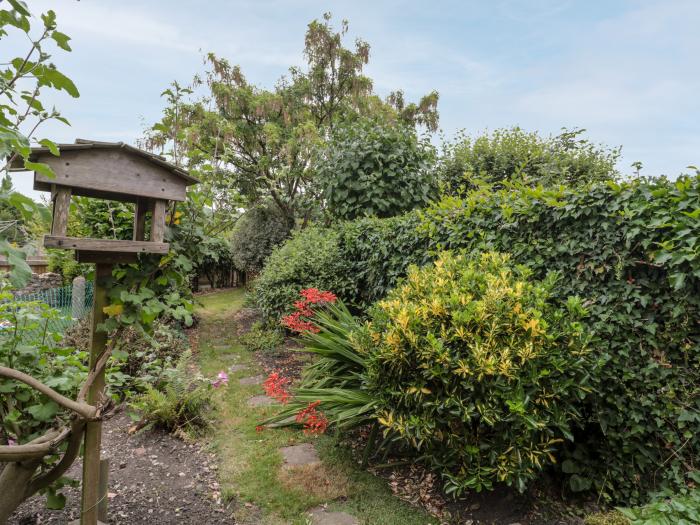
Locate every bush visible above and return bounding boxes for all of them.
[366,252,592,495]
[437,127,619,195]
[253,213,428,319]
[46,249,90,283]
[129,351,212,436]
[419,178,700,502]
[230,203,291,274]
[239,322,284,353]
[318,118,437,220]
[258,174,700,503]
[63,319,189,398]
[251,226,354,320]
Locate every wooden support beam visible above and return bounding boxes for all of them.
[44,236,169,254]
[150,199,167,243]
[51,186,72,236]
[133,198,149,241]
[81,263,110,525]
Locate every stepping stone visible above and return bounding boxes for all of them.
[212,344,231,350]
[239,375,264,385]
[280,443,320,467]
[308,507,358,525]
[247,395,275,407]
[228,364,248,373]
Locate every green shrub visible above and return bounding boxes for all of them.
[419,178,700,502]
[617,488,700,524]
[253,213,427,319]
[129,351,212,436]
[251,226,354,320]
[336,213,430,309]
[366,252,592,495]
[255,175,700,503]
[437,127,619,195]
[63,319,189,398]
[230,203,291,274]
[317,118,437,220]
[239,322,284,353]
[47,249,90,283]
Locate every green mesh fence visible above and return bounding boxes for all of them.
[11,280,94,340]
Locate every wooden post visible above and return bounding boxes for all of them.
[133,198,149,241]
[150,199,166,243]
[51,186,71,236]
[81,264,110,525]
[97,458,109,523]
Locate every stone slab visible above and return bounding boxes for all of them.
[228,364,248,373]
[308,507,358,525]
[247,395,275,407]
[239,375,264,385]
[280,443,320,466]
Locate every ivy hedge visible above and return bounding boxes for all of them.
[254,175,700,503]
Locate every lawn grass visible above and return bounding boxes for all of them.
[196,289,438,525]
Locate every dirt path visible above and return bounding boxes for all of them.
[9,409,235,524]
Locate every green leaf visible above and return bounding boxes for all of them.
[24,160,55,179]
[51,30,72,51]
[39,138,60,156]
[45,490,66,510]
[27,401,59,422]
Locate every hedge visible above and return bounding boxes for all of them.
[254,175,700,503]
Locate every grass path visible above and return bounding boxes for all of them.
[196,289,439,525]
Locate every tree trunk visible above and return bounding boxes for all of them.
[0,459,41,524]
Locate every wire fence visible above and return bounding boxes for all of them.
[9,279,94,343]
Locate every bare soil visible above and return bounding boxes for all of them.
[9,411,235,525]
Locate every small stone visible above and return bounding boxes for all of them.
[280,443,320,466]
[308,507,358,525]
[239,375,264,385]
[469,502,481,511]
[119,461,127,469]
[134,447,146,456]
[247,395,275,407]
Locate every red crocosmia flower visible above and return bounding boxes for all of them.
[281,289,337,334]
[295,401,329,435]
[255,425,265,433]
[263,372,291,404]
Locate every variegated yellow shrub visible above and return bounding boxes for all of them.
[366,252,593,495]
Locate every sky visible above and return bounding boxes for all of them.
[7,0,700,198]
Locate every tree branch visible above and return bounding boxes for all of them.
[0,367,96,420]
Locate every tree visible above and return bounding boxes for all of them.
[144,13,440,228]
[317,118,437,220]
[230,203,291,274]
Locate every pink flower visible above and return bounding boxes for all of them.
[7,437,16,446]
[212,371,229,388]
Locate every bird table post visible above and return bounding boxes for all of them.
[12,139,198,525]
